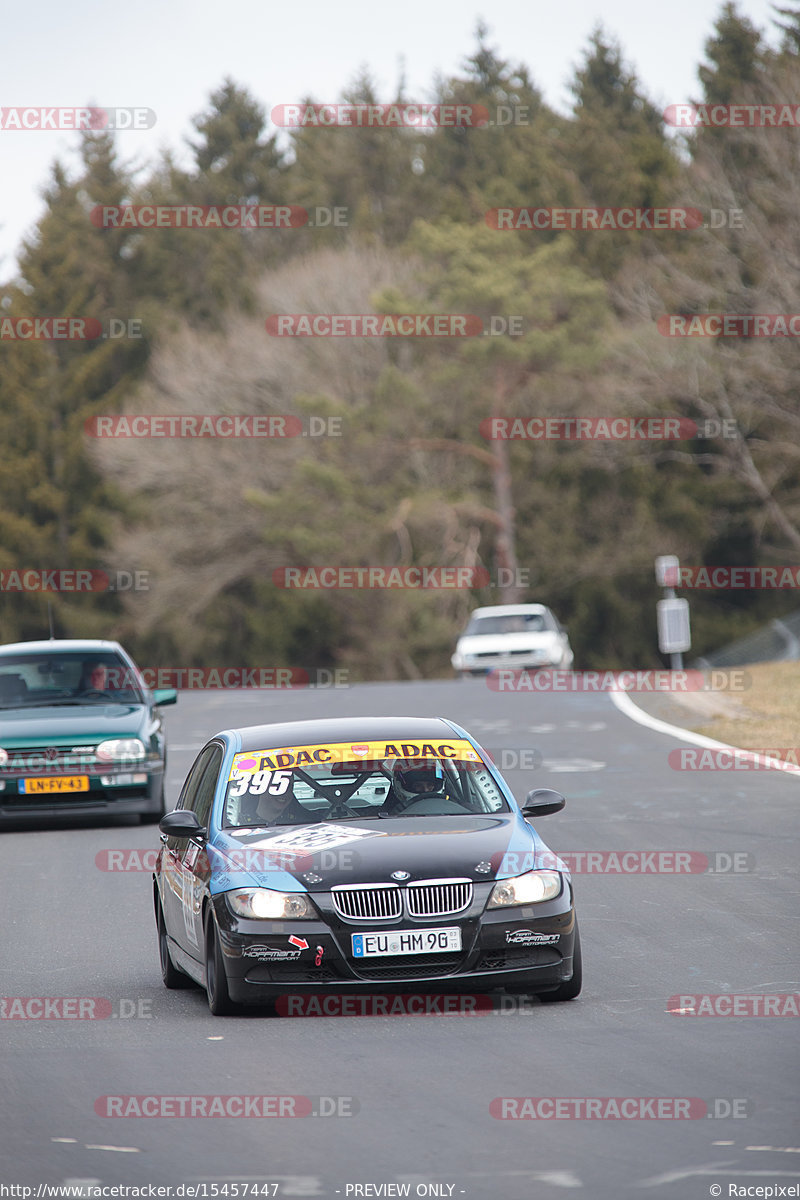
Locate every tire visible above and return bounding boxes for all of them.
[538,921,582,1003]
[157,900,193,989]
[205,911,239,1016]
[140,777,166,825]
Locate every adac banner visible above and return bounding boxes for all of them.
[230,739,483,775]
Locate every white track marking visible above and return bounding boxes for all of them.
[609,689,800,778]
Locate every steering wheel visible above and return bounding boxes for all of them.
[396,791,456,813]
[80,688,112,699]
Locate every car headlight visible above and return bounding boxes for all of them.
[226,888,316,920]
[95,738,146,762]
[487,870,562,908]
[0,748,7,766]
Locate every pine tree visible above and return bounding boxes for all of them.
[698,3,763,102]
[133,81,289,323]
[419,23,577,226]
[693,4,766,175]
[285,69,421,245]
[565,26,682,275]
[0,132,145,640]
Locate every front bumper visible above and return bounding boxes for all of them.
[454,654,566,674]
[0,764,164,819]
[210,891,577,1003]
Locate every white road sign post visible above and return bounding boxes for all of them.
[655,556,690,669]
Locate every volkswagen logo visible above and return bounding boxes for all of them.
[390,870,411,881]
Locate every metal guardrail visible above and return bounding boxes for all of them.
[693,609,800,668]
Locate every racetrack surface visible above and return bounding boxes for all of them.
[1,680,797,1198]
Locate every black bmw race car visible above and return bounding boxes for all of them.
[153,716,581,1014]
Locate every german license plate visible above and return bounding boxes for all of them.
[351,927,461,958]
[19,776,90,794]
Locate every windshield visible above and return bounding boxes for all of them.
[464,612,554,636]
[223,738,510,828]
[0,652,145,708]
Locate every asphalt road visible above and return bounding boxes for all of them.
[1,680,798,1199]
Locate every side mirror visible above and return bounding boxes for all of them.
[521,788,566,818]
[152,688,178,707]
[159,809,206,839]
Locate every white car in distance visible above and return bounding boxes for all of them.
[451,604,574,677]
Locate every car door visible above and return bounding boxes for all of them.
[160,744,219,953]
[177,744,223,956]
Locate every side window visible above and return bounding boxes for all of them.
[177,746,217,812]
[191,747,223,829]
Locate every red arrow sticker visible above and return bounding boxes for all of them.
[288,936,309,950]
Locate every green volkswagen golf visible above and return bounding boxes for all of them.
[0,639,176,824]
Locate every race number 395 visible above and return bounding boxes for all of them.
[229,769,291,797]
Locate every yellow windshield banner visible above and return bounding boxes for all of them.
[230,738,483,776]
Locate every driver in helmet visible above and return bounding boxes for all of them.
[382,761,447,815]
[236,777,311,827]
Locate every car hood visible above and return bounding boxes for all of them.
[207,814,566,894]
[0,704,147,745]
[456,632,562,654]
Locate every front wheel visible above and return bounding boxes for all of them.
[539,921,582,1003]
[205,911,239,1015]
